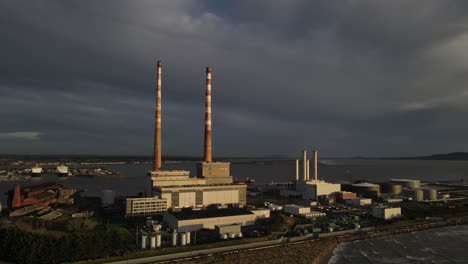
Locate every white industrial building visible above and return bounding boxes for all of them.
[293,150,341,200]
[372,206,402,220]
[284,204,311,215]
[163,208,257,232]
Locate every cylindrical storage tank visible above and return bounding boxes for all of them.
[150,236,156,249]
[172,231,177,246]
[413,189,423,201]
[238,232,243,238]
[185,232,191,244]
[101,189,115,206]
[180,233,187,246]
[381,183,402,194]
[229,233,236,239]
[351,183,381,197]
[423,188,437,201]
[391,179,420,189]
[156,234,162,247]
[141,235,147,249]
[222,233,228,240]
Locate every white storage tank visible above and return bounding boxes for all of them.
[222,233,228,240]
[172,230,177,246]
[180,233,187,246]
[185,232,191,244]
[101,189,115,206]
[150,236,156,249]
[156,233,162,247]
[391,179,420,189]
[423,188,437,201]
[413,189,424,201]
[238,232,243,238]
[141,235,147,249]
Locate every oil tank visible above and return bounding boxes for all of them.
[423,188,437,201]
[391,179,420,189]
[413,189,424,201]
[101,189,115,206]
[156,233,162,247]
[238,232,243,238]
[172,230,177,246]
[185,232,191,244]
[180,233,187,246]
[351,183,381,197]
[381,183,402,194]
[141,235,147,249]
[150,236,156,249]
[229,233,236,239]
[222,233,228,239]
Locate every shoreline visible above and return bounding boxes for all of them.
[316,218,468,264]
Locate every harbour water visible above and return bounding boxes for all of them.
[2,159,468,204]
[329,225,468,264]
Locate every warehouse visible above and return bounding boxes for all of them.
[284,204,310,215]
[163,208,257,232]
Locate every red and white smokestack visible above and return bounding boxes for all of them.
[153,61,162,171]
[203,67,212,162]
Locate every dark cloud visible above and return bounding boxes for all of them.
[1,0,468,157]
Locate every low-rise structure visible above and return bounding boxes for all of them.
[372,206,401,220]
[163,208,257,232]
[284,204,310,215]
[215,224,242,239]
[250,208,270,219]
[346,198,372,206]
[125,197,167,216]
[302,211,326,219]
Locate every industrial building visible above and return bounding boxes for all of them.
[346,198,372,206]
[216,224,242,239]
[372,206,402,220]
[284,204,311,215]
[7,182,75,216]
[293,150,341,200]
[335,191,357,203]
[149,63,246,209]
[163,208,258,232]
[125,197,168,216]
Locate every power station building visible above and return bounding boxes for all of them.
[293,150,341,200]
[149,62,246,209]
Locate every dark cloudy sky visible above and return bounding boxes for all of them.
[2,1,468,158]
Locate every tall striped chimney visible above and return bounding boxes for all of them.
[203,67,212,162]
[153,61,162,171]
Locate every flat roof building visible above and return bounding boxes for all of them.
[125,197,167,217]
[163,208,257,232]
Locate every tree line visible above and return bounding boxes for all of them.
[0,227,132,264]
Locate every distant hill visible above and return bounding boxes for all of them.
[381,152,468,160]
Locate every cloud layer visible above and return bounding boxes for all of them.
[1,1,468,157]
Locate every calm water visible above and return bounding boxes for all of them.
[2,159,468,204]
[330,225,468,264]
